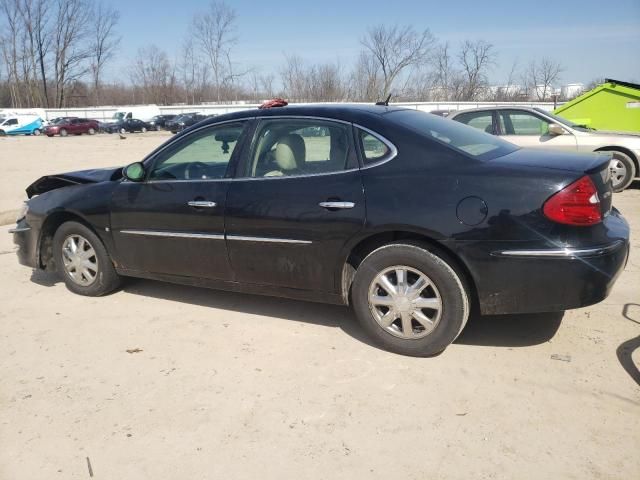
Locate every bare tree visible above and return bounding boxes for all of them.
[17,0,51,106]
[0,0,24,106]
[192,1,237,102]
[130,45,176,104]
[361,24,435,99]
[89,3,119,105]
[524,57,563,101]
[458,39,496,100]
[52,0,92,107]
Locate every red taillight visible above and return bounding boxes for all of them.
[543,175,602,226]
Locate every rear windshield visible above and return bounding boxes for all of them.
[389,110,518,161]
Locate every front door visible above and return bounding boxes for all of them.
[110,121,249,280]
[497,109,577,151]
[225,117,365,293]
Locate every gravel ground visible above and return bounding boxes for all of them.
[0,134,638,479]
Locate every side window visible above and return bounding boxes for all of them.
[246,119,352,178]
[149,122,245,181]
[7,118,18,125]
[358,129,391,164]
[500,111,549,136]
[453,111,494,134]
[126,112,132,119]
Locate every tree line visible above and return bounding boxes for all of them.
[1,0,576,109]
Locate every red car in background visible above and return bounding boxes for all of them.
[44,117,99,137]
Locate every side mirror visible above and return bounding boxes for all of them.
[123,162,145,182]
[548,123,565,136]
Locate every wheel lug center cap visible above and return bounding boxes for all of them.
[397,297,412,312]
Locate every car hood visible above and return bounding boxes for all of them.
[26,166,123,197]
[493,148,611,173]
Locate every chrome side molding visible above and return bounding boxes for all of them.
[120,230,224,240]
[118,230,311,245]
[227,235,312,245]
[492,240,625,258]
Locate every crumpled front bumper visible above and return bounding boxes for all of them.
[11,218,39,269]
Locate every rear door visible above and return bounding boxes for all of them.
[497,109,577,151]
[225,117,365,293]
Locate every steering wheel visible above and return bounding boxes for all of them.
[185,161,209,180]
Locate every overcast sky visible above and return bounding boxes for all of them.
[109,0,640,86]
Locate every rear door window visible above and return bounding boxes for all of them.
[453,111,495,134]
[244,119,355,178]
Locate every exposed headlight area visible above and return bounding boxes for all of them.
[16,201,29,222]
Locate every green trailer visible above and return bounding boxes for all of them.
[554,79,640,133]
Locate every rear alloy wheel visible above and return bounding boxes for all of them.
[88,127,95,135]
[352,243,469,356]
[141,127,147,133]
[32,128,41,136]
[119,127,126,135]
[608,151,636,192]
[59,128,68,137]
[53,221,122,296]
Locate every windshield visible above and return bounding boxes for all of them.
[112,112,126,121]
[389,110,519,161]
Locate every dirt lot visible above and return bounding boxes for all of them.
[0,135,639,479]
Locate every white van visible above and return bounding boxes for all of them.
[0,115,43,136]
[110,105,161,123]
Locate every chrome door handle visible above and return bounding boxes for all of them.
[187,201,217,208]
[319,201,355,209]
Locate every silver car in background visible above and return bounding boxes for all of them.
[449,106,640,191]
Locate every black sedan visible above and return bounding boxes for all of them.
[105,118,151,134]
[148,114,177,131]
[11,104,630,356]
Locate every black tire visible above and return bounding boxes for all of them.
[53,221,122,296]
[351,242,469,356]
[606,151,636,192]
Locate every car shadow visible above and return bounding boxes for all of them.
[617,303,640,386]
[628,179,640,190]
[27,271,565,351]
[456,311,563,347]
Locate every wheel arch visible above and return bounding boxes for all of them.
[38,210,100,270]
[340,230,479,310]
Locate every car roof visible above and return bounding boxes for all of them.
[450,106,542,117]
[196,103,414,127]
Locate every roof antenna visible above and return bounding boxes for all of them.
[375,94,392,106]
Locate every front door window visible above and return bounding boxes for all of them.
[149,123,245,181]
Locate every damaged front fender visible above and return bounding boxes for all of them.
[26,166,123,198]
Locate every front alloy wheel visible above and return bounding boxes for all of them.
[608,151,636,192]
[61,234,98,286]
[53,221,122,296]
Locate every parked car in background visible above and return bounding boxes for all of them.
[44,117,99,137]
[105,119,151,134]
[0,115,43,136]
[12,104,629,356]
[109,105,161,124]
[148,114,177,131]
[166,113,207,133]
[449,106,640,191]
